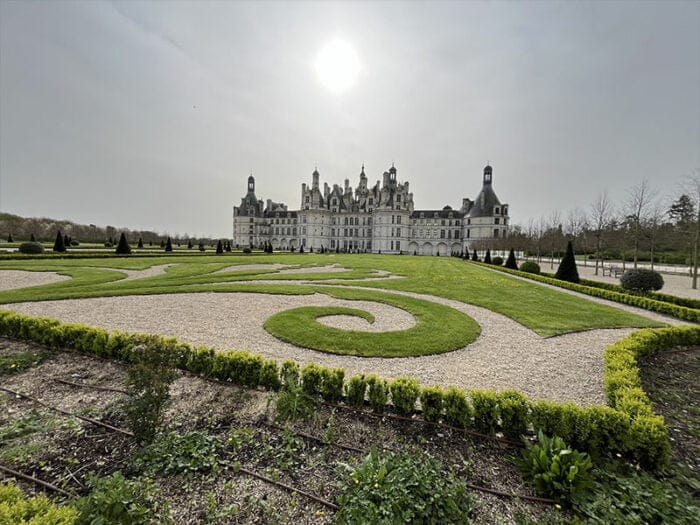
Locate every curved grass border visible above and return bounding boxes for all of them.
[264,289,480,357]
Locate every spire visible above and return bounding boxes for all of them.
[483,164,493,185]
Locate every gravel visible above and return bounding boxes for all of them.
[575,264,699,300]
[0,270,70,291]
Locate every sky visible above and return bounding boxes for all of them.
[1,0,698,238]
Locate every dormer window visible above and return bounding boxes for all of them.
[397,195,401,203]
[495,207,500,214]
[305,196,310,203]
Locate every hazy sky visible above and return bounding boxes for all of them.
[1,1,698,237]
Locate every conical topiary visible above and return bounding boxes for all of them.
[30,233,36,242]
[505,248,518,270]
[471,249,479,261]
[165,237,173,252]
[137,237,144,249]
[199,242,205,252]
[555,240,580,283]
[53,231,66,252]
[484,249,492,264]
[7,234,13,243]
[216,240,223,254]
[115,232,131,255]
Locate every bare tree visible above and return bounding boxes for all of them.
[626,180,655,269]
[589,191,614,275]
[565,207,588,265]
[683,169,700,289]
[644,202,665,272]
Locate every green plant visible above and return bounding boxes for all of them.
[320,367,345,402]
[491,256,503,266]
[259,359,281,391]
[366,374,388,413]
[389,377,420,415]
[517,430,593,504]
[323,411,337,445]
[555,241,579,283]
[131,430,221,476]
[443,386,473,428]
[165,237,173,252]
[0,350,48,376]
[519,261,541,274]
[301,362,324,397]
[345,374,367,408]
[498,389,529,439]
[18,241,44,254]
[336,447,473,524]
[272,381,317,423]
[484,249,492,264]
[471,389,499,434]
[280,360,300,387]
[123,344,177,444]
[115,232,131,255]
[0,481,77,524]
[620,269,664,293]
[505,248,518,269]
[53,231,67,253]
[75,471,170,524]
[419,385,443,422]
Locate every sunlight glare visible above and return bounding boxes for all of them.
[315,39,361,95]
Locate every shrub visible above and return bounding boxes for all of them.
[216,240,223,254]
[259,359,281,390]
[320,367,345,402]
[76,472,169,524]
[115,232,131,255]
[272,381,317,422]
[517,430,593,504]
[53,231,66,252]
[366,374,389,413]
[497,389,529,439]
[301,362,324,397]
[443,386,473,428]
[471,249,479,261]
[484,249,492,264]
[419,385,443,422]
[346,374,367,408]
[242,247,251,253]
[0,481,77,524]
[280,360,300,387]
[199,242,205,252]
[336,447,473,524]
[6,234,13,242]
[519,261,541,274]
[491,256,503,266]
[389,377,420,415]
[18,241,44,254]
[505,248,518,269]
[620,269,664,293]
[555,240,579,283]
[131,430,221,476]
[137,237,144,249]
[164,237,173,252]
[70,240,79,246]
[471,389,499,434]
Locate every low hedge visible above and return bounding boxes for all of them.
[479,262,700,323]
[2,309,697,470]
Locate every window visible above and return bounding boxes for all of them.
[396,241,400,251]
[495,207,500,214]
[396,227,401,237]
[494,229,499,238]
[397,216,401,224]
[368,217,372,225]
[355,228,359,237]
[397,195,401,203]
[331,228,335,236]
[504,207,508,215]
[331,239,336,248]
[455,220,460,226]
[448,230,452,239]
[391,241,394,250]
[495,218,500,225]
[467,218,471,225]
[332,198,337,205]
[293,228,297,235]
[467,229,470,238]
[454,230,460,239]
[392,215,395,224]
[440,230,445,239]
[369,198,373,205]
[332,217,336,225]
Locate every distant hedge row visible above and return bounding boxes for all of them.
[1,309,697,470]
[481,263,700,322]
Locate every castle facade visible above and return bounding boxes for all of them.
[232,164,509,256]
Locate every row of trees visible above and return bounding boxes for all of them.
[478,171,699,288]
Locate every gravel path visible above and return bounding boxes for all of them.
[0,270,70,291]
[5,289,631,405]
[103,264,175,281]
[575,264,699,300]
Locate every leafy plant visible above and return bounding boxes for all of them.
[389,377,420,415]
[336,447,473,524]
[131,430,221,476]
[366,374,388,413]
[0,481,77,524]
[300,362,323,397]
[18,241,44,254]
[320,367,345,402]
[345,374,367,408]
[76,471,171,524]
[517,430,593,504]
[519,261,541,274]
[419,385,443,422]
[0,350,48,376]
[471,389,499,434]
[498,389,529,439]
[271,381,317,423]
[443,386,473,428]
[620,269,664,293]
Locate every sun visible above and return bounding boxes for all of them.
[315,39,361,94]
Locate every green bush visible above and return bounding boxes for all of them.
[301,362,324,397]
[345,374,367,408]
[497,389,529,439]
[259,359,281,391]
[115,232,131,255]
[75,472,169,524]
[18,241,44,254]
[366,374,389,413]
[0,481,77,524]
[389,377,420,415]
[519,261,541,274]
[517,430,593,504]
[554,241,579,283]
[53,231,66,253]
[336,447,473,524]
[471,389,499,434]
[320,367,345,402]
[131,430,221,476]
[443,386,473,428]
[620,269,664,293]
[505,248,518,269]
[280,360,300,387]
[491,256,503,266]
[419,385,443,422]
[272,381,317,423]
[484,249,492,264]
[242,247,252,254]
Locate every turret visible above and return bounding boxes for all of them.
[247,175,255,194]
[483,165,493,185]
[312,168,320,190]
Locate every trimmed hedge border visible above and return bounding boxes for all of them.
[474,261,700,323]
[1,309,698,470]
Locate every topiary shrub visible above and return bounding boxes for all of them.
[18,242,44,254]
[471,389,499,434]
[366,374,389,413]
[498,389,530,439]
[115,232,131,255]
[443,386,473,428]
[301,362,324,397]
[137,237,144,249]
[555,240,580,283]
[620,269,664,293]
[420,385,443,422]
[216,240,223,254]
[53,231,66,252]
[389,377,420,415]
[505,248,518,269]
[519,261,541,274]
[320,367,345,402]
[484,249,492,264]
[346,374,368,408]
[471,249,479,261]
[165,237,173,252]
[491,256,503,266]
[242,247,251,254]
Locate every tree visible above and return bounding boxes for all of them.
[555,240,579,283]
[683,169,700,289]
[137,237,144,249]
[198,242,205,252]
[471,249,479,261]
[187,240,193,249]
[626,180,654,269]
[115,232,131,255]
[225,241,232,252]
[668,194,694,225]
[30,233,36,242]
[53,231,66,252]
[590,191,613,275]
[505,248,518,269]
[484,249,492,264]
[216,240,223,254]
[6,234,13,243]
[165,237,173,252]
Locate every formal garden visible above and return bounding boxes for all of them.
[0,251,698,523]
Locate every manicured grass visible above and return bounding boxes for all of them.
[0,253,664,338]
[264,288,480,357]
